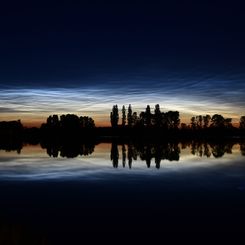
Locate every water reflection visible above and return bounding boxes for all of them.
[0,141,244,180]
[0,140,22,154]
[109,141,244,169]
[0,141,244,162]
[40,141,95,158]
[189,141,234,158]
[110,143,180,169]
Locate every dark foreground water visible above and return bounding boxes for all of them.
[0,142,245,243]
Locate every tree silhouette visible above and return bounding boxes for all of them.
[110,105,119,128]
[190,116,196,130]
[145,105,152,127]
[211,114,225,128]
[203,115,211,128]
[60,114,81,131]
[210,114,233,129]
[153,104,162,127]
[132,112,138,126]
[181,123,188,129]
[165,111,180,129]
[79,116,95,128]
[196,115,203,129]
[240,116,245,129]
[127,104,133,127]
[224,118,232,128]
[240,142,245,156]
[46,115,59,129]
[122,105,126,127]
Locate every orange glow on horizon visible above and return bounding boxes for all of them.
[0,109,241,128]
[20,118,241,128]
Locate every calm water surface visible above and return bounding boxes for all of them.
[0,142,245,243]
[0,143,244,184]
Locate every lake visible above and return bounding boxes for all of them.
[0,142,245,243]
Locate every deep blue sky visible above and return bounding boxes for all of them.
[0,1,245,125]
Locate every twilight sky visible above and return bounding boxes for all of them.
[0,1,245,126]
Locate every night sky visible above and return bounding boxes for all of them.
[0,1,245,126]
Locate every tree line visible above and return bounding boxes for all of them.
[42,114,95,131]
[111,104,180,129]
[110,104,245,130]
[0,106,245,143]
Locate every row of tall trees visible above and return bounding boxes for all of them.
[110,104,180,129]
[110,104,245,130]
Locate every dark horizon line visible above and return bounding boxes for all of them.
[1,112,244,129]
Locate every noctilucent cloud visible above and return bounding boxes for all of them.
[0,1,245,126]
[1,71,245,126]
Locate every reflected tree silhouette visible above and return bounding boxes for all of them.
[211,144,226,158]
[210,143,233,158]
[1,137,244,165]
[154,145,162,169]
[110,142,181,169]
[140,145,152,168]
[0,141,22,154]
[41,142,95,158]
[168,143,180,161]
[111,142,119,168]
[204,143,211,158]
[190,141,234,158]
[110,105,119,128]
[127,144,133,169]
[122,144,126,167]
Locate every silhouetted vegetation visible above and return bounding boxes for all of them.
[1,135,245,163]
[127,104,133,127]
[0,120,23,153]
[40,114,95,142]
[0,106,245,146]
[240,116,245,130]
[106,104,245,141]
[240,142,245,156]
[0,120,23,139]
[109,141,244,169]
[114,104,180,129]
[110,105,119,127]
[41,141,95,158]
[122,105,126,127]
[110,142,119,167]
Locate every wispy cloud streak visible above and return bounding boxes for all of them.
[0,73,245,125]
